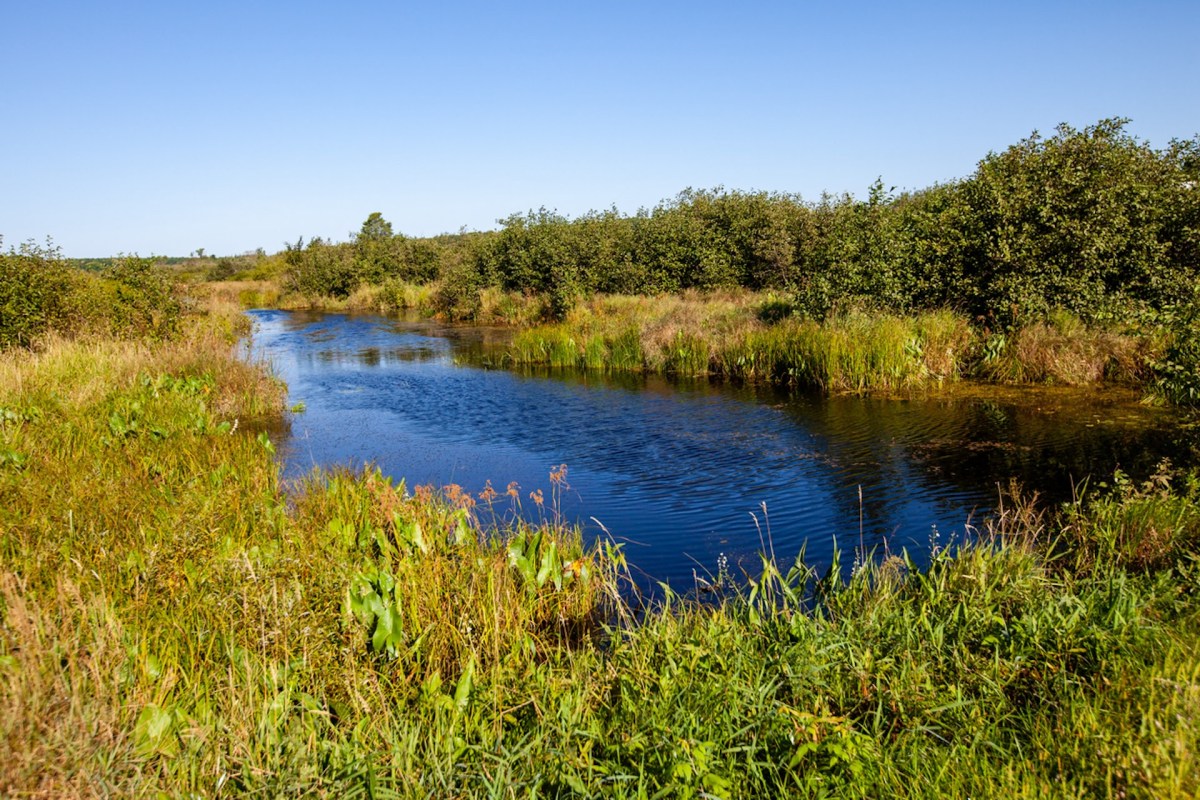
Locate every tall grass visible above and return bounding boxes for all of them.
[505,295,1168,396]
[268,277,547,324]
[979,309,1145,385]
[3,298,1198,796]
[508,294,975,394]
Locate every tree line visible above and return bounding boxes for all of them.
[282,119,1199,325]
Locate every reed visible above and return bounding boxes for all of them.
[980,309,1144,385]
[507,295,976,394]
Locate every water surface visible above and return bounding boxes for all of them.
[246,309,1193,588]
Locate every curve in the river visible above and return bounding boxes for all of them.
[245,309,1193,589]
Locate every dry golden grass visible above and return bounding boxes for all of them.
[200,280,281,309]
[984,311,1145,385]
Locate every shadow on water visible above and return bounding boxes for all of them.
[244,309,1197,591]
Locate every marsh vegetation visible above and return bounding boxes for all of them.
[2,117,1199,796]
[2,297,1198,796]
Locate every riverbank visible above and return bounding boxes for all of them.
[1,299,1198,797]
[503,293,1163,395]
[223,278,1165,398]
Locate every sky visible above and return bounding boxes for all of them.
[2,1,1199,257]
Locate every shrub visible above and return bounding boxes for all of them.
[101,255,182,339]
[0,239,73,347]
[433,260,485,320]
[1150,288,1200,406]
[283,237,358,298]
[0,242,180,347]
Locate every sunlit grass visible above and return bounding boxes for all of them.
[508,294,976,394]
[1,298,1197,796]
[979,309,1145,385]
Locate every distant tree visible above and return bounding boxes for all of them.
[357,212,394,243]
[353,212,404,284]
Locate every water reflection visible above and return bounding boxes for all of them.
[245,309,1194,588]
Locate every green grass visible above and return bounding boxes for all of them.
[503,295,1168,397]
[508,297,975,394]
[205,274,1187,401]
[2,301,1198,797]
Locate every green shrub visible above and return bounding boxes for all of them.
[0,242,180,347]
[282,237,359,298]
[1150,288,1200,406]
[433,259,485,320]
[101,255,182,339]
[0,239,73,347]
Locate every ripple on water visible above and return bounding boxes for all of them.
[245,310,1195,588]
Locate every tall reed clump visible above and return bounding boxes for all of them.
[979,309,1144,385]
[723,310,973,392]
[507,293,974,394]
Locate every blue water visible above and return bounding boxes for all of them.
[246,309,1191,589]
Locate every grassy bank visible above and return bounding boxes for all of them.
[218,281,1160,397]
[503,292,1151,395]
[1,300,1199,797]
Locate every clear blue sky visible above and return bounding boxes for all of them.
[3,1,1198,257]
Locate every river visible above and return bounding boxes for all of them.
[245,309,1194,589]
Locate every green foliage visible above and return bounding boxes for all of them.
[282,236,358,298]
[352,212,407,285]
[3,304,1200,796]
[0,238,73,347]
[0,239,181,348]
[510,302,975,392]
[964,119,1191,321]
[282,216,485,301]
[1064,467,1200,573]
[206,257,239,281]
[257,118,1198,359]
[433,257,485,319]
[101,254,182,339]
[1149,287,1200,406]
[346,565,408,657]
[428,121,1194,331]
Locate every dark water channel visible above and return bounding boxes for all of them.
[245,309,1195,589]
